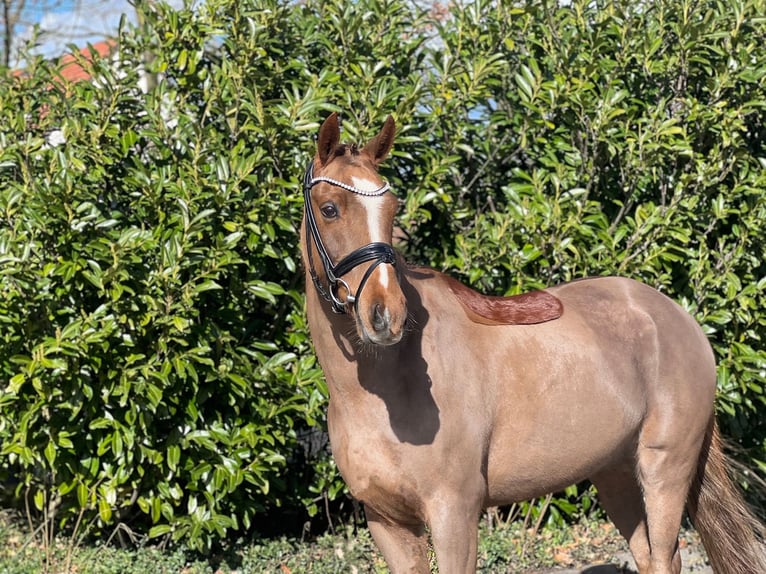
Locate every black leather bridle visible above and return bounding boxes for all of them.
[303,160,397,314]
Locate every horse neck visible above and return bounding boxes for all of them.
[305,289,398,399]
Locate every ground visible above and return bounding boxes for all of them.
[522,526,711,574]
[0,508,713,573]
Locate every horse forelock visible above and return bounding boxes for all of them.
[319,144,383,184]
[324,143,383,169]
[329,143,359,160]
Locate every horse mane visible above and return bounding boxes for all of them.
[409,266,562,326]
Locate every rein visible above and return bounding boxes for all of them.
[303,160,397,314]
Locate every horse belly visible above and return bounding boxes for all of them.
[485,425,633,505]
[483,368,643,505]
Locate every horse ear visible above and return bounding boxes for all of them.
[363,115,395,166]
[316,112,341,167]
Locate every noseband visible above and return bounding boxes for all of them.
[303,160,397,314]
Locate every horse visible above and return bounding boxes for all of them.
[299,112,765,573]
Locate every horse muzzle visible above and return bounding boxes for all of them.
[358,299,407,346]
[353,264,407,347]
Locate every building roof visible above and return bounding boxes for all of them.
[9,40,117,84]
[57,40,117,82]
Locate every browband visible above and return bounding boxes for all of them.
[309,175,390,197]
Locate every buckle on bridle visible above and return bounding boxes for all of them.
[330,278,355,313]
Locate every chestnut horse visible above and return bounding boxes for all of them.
[300,112,765,573]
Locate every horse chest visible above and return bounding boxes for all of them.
[327,400,431,522]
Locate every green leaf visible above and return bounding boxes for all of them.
[44,442,56,466]
[33,490,45,512]
[148,524,172,538]
[167,445,181,471]
[98,498,112,524]
[77,483,89,508]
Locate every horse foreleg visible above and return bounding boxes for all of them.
[365,507,429,573]
[427,493,481,573]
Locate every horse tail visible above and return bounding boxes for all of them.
[687,419,766,574]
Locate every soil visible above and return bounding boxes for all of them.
[522,528,711,574]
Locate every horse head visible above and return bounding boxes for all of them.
[302,112,407,346]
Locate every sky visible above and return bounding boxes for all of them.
[12,1,135,63]
[12,0,183,65]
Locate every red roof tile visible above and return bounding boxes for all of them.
[58,40,117,82]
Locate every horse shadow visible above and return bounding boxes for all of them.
[580,564,638,573]
[351,269,440,446]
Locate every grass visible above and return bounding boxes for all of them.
[0,508,706,573]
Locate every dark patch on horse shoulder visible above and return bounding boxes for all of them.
[443,274,563,325]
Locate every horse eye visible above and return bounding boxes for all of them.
[320,203,339,219]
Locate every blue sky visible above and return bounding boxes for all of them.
[14,0,136,63]
[14,0,183,65]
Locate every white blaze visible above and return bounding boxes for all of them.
[351,176,392,289]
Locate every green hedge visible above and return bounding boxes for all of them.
[0,0,764,550]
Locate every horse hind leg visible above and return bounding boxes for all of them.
[592,462,652,573]
[635,423,706,574]
[635,452,687,573]
[595,445,695,574]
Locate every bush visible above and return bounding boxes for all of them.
[0,0,764,550]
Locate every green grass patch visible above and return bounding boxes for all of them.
[0,509,642,573]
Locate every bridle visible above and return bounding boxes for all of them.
[303,160,397,314]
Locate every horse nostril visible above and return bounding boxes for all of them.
[372,304,387,332]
